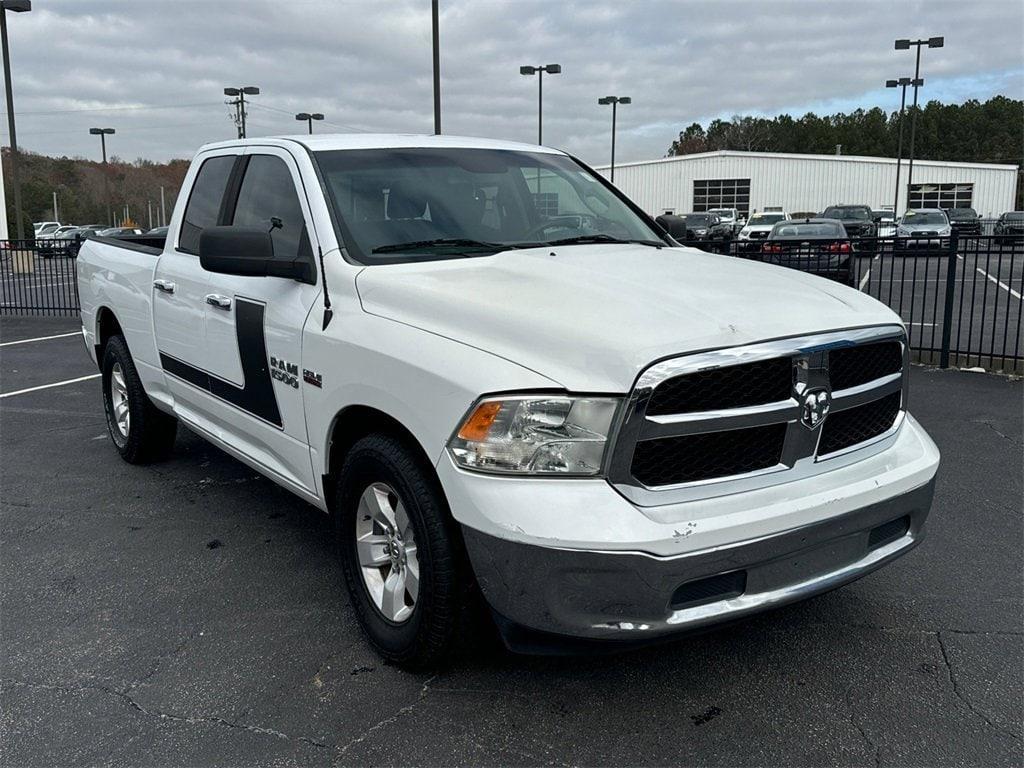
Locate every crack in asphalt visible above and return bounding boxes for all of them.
[3,678,331,750]
[334,674,439,760]
[971,419,1019,444]
[935,632,1022,742]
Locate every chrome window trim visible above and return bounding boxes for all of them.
[610,325,908,507]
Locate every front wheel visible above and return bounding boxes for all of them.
[335,433,472,669]
[102,335,177,463]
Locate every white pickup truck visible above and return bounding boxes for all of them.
[78,135,939,667]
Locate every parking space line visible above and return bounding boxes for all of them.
[858,254,880,291]
[0,331,81,348]
[957,254,1023,300]
[0,374,100,399]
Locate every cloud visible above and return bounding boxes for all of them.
[2,0,1021,164]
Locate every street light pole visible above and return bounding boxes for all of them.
[89,128,115,226]
[598,96,631,182]
[295,112,324,134]
[432,0,441,135]
[224,86,260,139]
[895,36,943,208]
[520,64,561,145]
[1,0,31,241]
[886,77,920,217]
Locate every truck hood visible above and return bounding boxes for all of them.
[355,244,901,392]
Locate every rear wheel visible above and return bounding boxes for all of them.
[101,335,177,463]
[335,433,472,669]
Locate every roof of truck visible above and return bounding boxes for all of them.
[198,133,565,155]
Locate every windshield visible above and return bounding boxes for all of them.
[747,213,786,226]
[902,211,948,226]
[771,222,844,238]
[313,148,663,262]
[708,209,734,218]
[683,214,712,225]
[1004,212,1024,221]
[823,206,870,220]
[947,208,977,219]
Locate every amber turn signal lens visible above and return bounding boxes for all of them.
[457,401,503,441]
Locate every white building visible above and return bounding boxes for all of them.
[595,150,1019,219]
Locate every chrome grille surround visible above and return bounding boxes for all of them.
[608,325,908,507]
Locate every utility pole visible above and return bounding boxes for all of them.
[886,77,918,217]
[432,0,441,134]
[52,190,57,221]
[159,186,166,227]
[1,0,32,241]
[224,86,260,139]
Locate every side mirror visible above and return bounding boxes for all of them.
[199,226,314,283]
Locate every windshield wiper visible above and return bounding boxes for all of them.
[372,237,521,254]
[545,234,663,248]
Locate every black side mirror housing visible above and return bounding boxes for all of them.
[199,226,315,283]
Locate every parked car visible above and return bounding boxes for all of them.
[37,225,80,257]
[761,218,854,285]
[679,213,733,251]
[97,227,145,237]
[872,210,896,237]
[896,209,951,249]
[708,208,745,234]
[77,135,938,667]
[993,211,1024,245]
[55,226,106,258]
[821,205,877,242]
[33,221,60,236]
[944,207,981,237]
[736,211,789,250]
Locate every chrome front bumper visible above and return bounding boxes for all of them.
[463,477,935,649]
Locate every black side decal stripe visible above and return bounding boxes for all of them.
[159,297,282,428]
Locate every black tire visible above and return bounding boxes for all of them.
[101,335,177,463]
[334,433,471,669]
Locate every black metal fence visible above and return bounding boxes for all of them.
[0,239,82,316]
[2,233,1022,373]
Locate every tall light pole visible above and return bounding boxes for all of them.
[89,128,115,226]
[432,0,441,135]
[598,96,631,182]
[885,77,920,217]
[519,63,561,145]
[294,112,324,135]
[224,86,259,139]
[1,0,31,240]
[895,36,943,208]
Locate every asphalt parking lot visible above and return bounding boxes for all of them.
[1,316,1022,767]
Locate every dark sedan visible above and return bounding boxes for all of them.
[760,218,855,285]
[994,211,1024,245]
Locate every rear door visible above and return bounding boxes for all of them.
[199,148,322,493]
[153,150,240,412]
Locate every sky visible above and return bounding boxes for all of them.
[1,0,1022,166]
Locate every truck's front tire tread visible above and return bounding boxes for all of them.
[101,335,177,464]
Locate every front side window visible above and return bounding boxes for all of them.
[179,155,235,254]
[231,155,310,262]
[314,148,663,263]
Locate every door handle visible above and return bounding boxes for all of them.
[205,294,232,310]
[153,279,176,294]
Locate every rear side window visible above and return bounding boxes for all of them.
[231,155,310,262]
[178,155,236,254]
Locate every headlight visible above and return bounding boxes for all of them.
[448,395,619,476]
[738,230,750,239]
[695,229,708,235]
[939,227,951,236]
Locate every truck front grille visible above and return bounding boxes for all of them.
[610,327,907,502]
[646,357,792,415]
[819,391,901,456]
[631,423,786,486]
